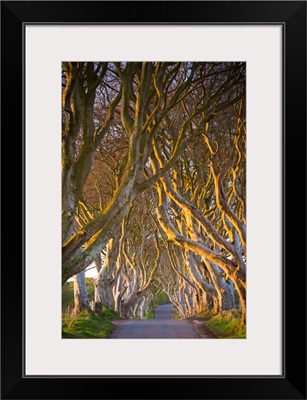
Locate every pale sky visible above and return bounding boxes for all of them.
[67,263,97,282]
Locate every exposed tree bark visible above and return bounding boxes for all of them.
[73,271,90,315]
[62,62,246,284]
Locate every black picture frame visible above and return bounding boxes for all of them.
[1,1,306,399]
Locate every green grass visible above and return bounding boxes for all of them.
[62,308,118,339]
[145,306,155,319]
[204,310,246,338]
[101,307,120,320]
[194,309,213,320]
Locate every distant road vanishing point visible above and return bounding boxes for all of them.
[110,303,210,339]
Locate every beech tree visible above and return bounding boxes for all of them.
[151,97,246,320]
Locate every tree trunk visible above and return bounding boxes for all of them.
[73,271,90,315]
[94,242,118,312]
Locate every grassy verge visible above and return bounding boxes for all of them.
[204,310,246,339]
[62,308,119,339]
[145,306,155,319]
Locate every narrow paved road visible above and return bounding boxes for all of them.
[111,303,209,338]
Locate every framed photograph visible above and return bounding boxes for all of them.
[1,1,306,399]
